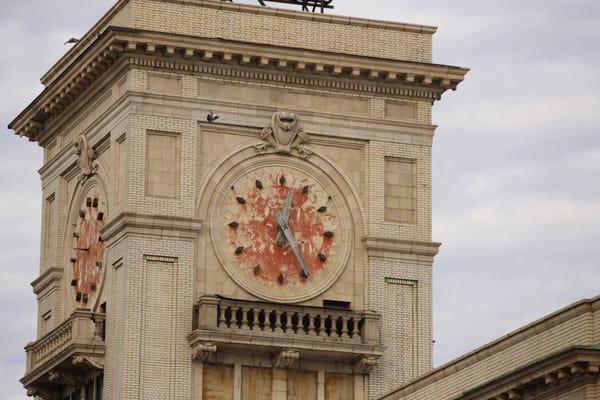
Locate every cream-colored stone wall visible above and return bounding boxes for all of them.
[382,299,600,400]
[108,236,195,400]
[103,239,126,400]
[365,141,432,242]
[367,259,432,399]
[127,114,199,217]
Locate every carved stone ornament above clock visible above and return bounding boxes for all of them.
[74,135,98,182]
[254,111,312,159]
[209,155,353,303]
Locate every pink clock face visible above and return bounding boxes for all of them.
[220,169,339,287]
[70,192,105,307]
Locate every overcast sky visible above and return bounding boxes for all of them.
[1,1,599,399]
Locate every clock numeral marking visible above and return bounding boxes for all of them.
[279,175,286,186]
[317,206,327,213]
[96,261,103,269]
[97,212,104,221]
[86,197,92,207]
[70,258,77,263]
[236,197,246,205]
[75,292,82,302]
[92,198,99,208]
[229,221,240,229]
[235,246,245,255]
[90,283,97,291]
[318,253,328,262]
[82,294,88,304]
[70,279,78,286]
[253,265,261,275]
[255,180,264,190]
[302,185,309,195]
[79,210,86,218]
[324,231,334,238]
[278,273,285,284]
[300,269,309,278]
[73,232,79,238]
[98,236,104,243]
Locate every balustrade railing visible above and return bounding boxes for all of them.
[194,296,380,346]
[25,309,105,373]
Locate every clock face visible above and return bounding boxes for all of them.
[212,160,352,303]
[68,190,106,308]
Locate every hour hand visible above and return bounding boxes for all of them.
[276,191,293,246]
[276,213,311,278]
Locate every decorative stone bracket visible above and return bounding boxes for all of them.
[272,349,300,368]
[352,355,379,375]
[73,354,104,370]
[191,342,218,362]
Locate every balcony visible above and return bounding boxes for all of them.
[21,309,105,399]
[188,296,384,374]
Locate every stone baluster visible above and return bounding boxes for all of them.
[241,307,250,330]
[273,310,283,333]
[307,314,317,336]
[340,316,350,339]
[218,306,228,328]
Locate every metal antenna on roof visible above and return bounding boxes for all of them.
[222,0,334,13]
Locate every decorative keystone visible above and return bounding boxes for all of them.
[272,349,300,368]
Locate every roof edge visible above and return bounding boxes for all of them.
[380,295,600,399]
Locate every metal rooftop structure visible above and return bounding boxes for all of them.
[223,0,334,13]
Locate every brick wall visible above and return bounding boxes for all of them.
[128,0,433,63]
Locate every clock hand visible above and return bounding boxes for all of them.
[276,212,311,278]
[276,191,293,246]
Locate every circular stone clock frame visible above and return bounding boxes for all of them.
[209,154,354,304]
[64,185,107,313]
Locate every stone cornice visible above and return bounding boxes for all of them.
[363,237,441,257]
[101,212,203,245]
[9,27,467,143]
[379,296,600,400]
[31,267,63,296]
[41,0,438,87]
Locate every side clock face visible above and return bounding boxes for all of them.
[69,191,106,308]
[213,163,352,303]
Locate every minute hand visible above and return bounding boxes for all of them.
[276,212,311,278]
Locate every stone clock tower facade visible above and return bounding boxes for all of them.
[9,1,467,399]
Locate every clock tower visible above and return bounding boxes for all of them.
[9,1,467,399]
